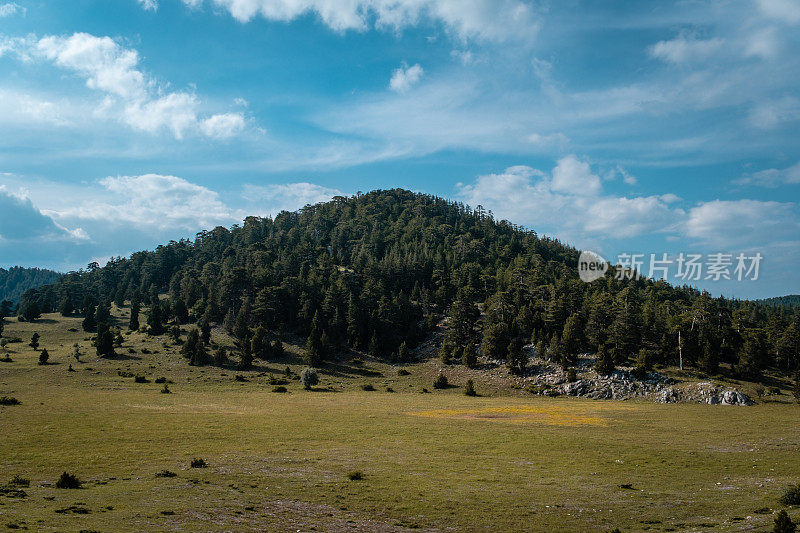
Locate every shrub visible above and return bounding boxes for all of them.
[361,383,375,391]
[0,396,20,405]
[38,349,49,366]
[160,384,171,394]
[9,475,29,487]
[154,377,167,384]
[234,374,249,382]
[347,471,363,481]
[566,368,577,382]
[774,510,796,533]
[433,373,449,389]
[464,379,477,396]
[300,367,319,390]
[386,387,394,392]
[190,458,206,468]
[779,483,800,505]
[272,386,288,393]
[55,472,81,489]
[155,470,177,478]
[397,368,410,376]
[134,375,149,383]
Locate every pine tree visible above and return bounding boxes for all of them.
[561,314,583,367]
[594,343,615,375]
[129,299,140,331]
[396,341,409,364]
[94,302,111,330]
[305,311,324,367]
[238,341,253,370]
[213,346,227,367]
[29,332,39,350]
[38,348,49,365]
[59,297,74,317]
[200,320,211,345]
[251,325,269,359]
[96,329,115,358]
[462,343,477,368]
[147,301,165,336]
[506,336,526,374]
[773,510,796,533]
[793,370,800,404]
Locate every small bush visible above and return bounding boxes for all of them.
[347,471,363,481]
[567,368,577,382]
[234,374,248,382]
[779,483,800,505]
[397,368,410,376]
[433,373,449,389]
[386,387,394,392]
[464,379,477,397]
[189,458,206,468]
[301,367,319,390]
[134,375,149,383]
[154,377,167,384]
[0,396,20,406]
[421,388,430,393]
[774,510,796,533]
[55,472,81,489]
[155,470,177,478]
[9,475,29,487]
[272,386,287,393]
[361,383,376,391]
[160,384,171,394]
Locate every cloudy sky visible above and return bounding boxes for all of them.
[0,0,799,298]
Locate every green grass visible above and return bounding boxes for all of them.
[0,312,799,531]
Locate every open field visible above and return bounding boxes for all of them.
[1,313,799,531]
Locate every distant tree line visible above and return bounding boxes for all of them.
[15,189,800,380]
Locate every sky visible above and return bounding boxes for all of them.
[0,0,799,299]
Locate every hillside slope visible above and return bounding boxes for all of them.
[0,266,61,304]
[17,189,800,380]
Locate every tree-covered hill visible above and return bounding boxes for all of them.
[0,266,61,304]
[16,189,800,379]
[757,295,800,308]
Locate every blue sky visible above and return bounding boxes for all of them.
[0,0,799,299]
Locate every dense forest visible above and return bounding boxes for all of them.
[0,266,61,304]
[14,189,800,380]
[758,295,800,308]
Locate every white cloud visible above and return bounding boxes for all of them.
[200,112,247,139]
[456,157,676,241]
[0,186,81,242]
[0,3,24,17]
[242,182,342,215]
[550,155,601,196]
[650,35,724,64]
[755,0,800,24]
[389,63,424,93]
[5,32,247,140]
[138,0,159,11]
[685,199,799,247]
[737,161,800,187]
[181,0,539,41]
[748,96,800,129]
[60,174,239,231]
[744,26,780,59]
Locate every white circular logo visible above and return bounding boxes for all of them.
[578,250,608,282]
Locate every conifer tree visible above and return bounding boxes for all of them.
[594,343,615,375]
[305,311,324,367]
[29,332,39,350]
[129,299,140,331]
[506,336,526,374]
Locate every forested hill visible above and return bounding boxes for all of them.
[757,295,800,308]
[17,189,800,378]
[0,266,61,304]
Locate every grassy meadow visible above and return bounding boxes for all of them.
[1,311,799,531]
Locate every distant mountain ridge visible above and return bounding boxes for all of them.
[0,266,61,303]
[757,295,800,308]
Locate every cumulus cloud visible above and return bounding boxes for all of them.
[755,0,800,24]
[7,32,246,140]
[0,187,81,242]
[179,0,540,42]
[685,199,799,247]
[456,157,677,241]
[389,63,424,93]
[0,2,24,17]
[242,182,342,215]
